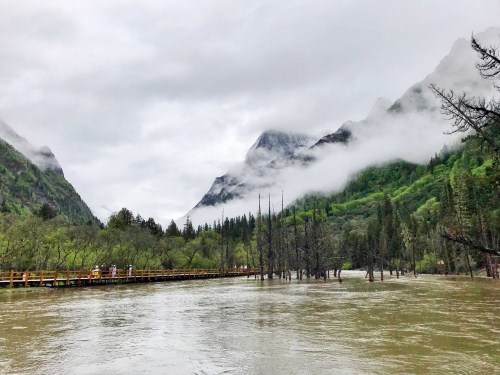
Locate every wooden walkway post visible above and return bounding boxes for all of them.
[40,271,44,287]
[53,271,58,287]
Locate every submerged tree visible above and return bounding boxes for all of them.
[256,194,265,280]
[430,34,500,265]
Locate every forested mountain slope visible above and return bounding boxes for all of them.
[0,138,97,224]
[288,133,498,276]
[1,31,498,277]
[191,27,500,220]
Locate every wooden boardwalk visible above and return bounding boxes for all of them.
[0,268,259,288]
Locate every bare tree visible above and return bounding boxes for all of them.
[431,35,500,266]
[267,194,274,279]
[257,194,265,280]
[430,36,500,156]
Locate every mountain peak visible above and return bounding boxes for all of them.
[245,130,314,167]
[252,129,313,150]
[0,120,63,175]
[0,129,97,224]
[190,27,500,214]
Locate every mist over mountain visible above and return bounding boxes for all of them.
[0,120,63,175]
[188,27,500,225]
[195,130,314,208]
[244,130,315,168]
[0,121,97,223]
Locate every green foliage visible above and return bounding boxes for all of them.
[107,208,134,229]
[165,220,182,237]
[341,261,352,270]
[36,203,59,220]
[330,192,384,214]
[2,34,497,278]
[0,132,497,276]
[287,129,498,274]
[416,252,439,274]
[0,139,97,224]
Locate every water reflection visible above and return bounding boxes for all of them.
[0,272,498,374]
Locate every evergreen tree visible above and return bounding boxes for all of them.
[182,217,196,241]
[166,220,181,237]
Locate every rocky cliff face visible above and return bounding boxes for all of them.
[195,175,245,207]
[195,130,314,208]
[191,27,500,213]
[312,127,352,148]
[244,130,315,168]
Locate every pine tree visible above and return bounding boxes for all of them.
[165,220,181,237]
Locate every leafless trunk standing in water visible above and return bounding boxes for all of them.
[257,194,264,280]
[303,217,312,278]
[267,194,274,279]
[220,209,225,276]
[293,207,302,280]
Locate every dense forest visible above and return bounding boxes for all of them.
[0,36,498,280]
[0,138,97,224]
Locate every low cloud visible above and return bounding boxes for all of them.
[188,97,461,226]
[0,2,499,226]
[188,26,500,225]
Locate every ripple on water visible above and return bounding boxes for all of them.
[0,272,499,374]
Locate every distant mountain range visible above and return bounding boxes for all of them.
[0,120,97,224]
[192,27,500,214]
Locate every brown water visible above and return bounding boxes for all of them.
[0,271,498,374]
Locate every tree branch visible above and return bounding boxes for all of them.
[440,231,500,256]
[429,84,500,154]
[472,36,500,79]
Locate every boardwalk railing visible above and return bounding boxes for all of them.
[0,268,259,288]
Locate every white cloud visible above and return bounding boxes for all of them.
[0,1,499,225]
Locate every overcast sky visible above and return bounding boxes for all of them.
[1,1,499,225]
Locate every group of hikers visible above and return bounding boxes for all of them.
[91,264,133,278]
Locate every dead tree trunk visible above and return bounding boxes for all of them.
[267,194,274,279]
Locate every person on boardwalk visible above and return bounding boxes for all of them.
[111,265,116,278]
[101,264,109,278]
[128,265,132,278]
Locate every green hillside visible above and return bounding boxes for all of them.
[296,140,497,225]
[0,139,97,224]
[0,134,497,275]
[286,134,498,277]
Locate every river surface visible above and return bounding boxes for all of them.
[0,271,499,374]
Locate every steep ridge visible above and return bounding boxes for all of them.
[195,130,315,208]
[190,27,500,216]
[0,121,98,224]
[0,120,63,174]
